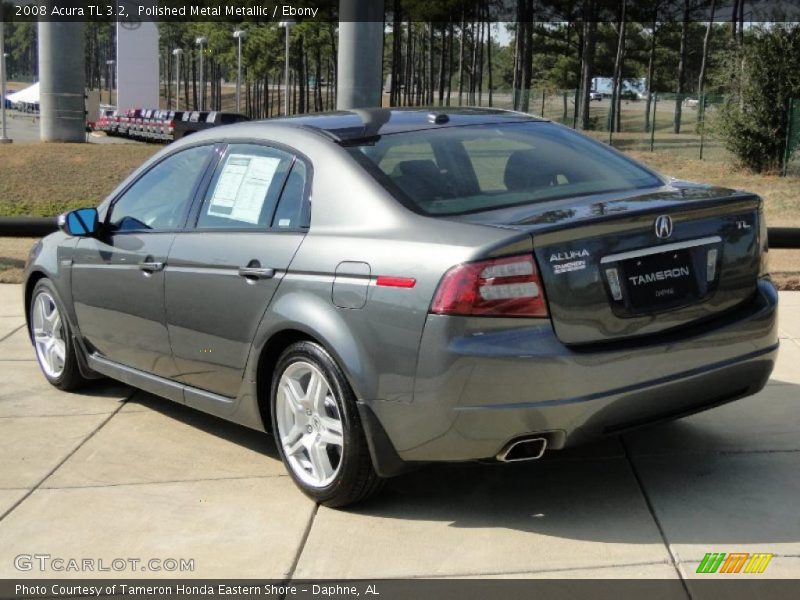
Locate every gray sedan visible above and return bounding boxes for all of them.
[24,108,778,506]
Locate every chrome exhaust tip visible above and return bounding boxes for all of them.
[496,437,548,462]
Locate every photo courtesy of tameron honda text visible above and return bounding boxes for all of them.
[19,0,782,511]
[15,583,353,597]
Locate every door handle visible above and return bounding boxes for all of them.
[139,260,165,273]
[238,266,275,280]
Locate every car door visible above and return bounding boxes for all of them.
[165,143,310,398]
[71,144,216,378]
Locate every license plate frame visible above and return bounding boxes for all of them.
[620,248,699,311]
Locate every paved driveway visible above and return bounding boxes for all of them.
[0,283,798,588]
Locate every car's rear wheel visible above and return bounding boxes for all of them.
[271,341,383,507]
[30,279,88,391]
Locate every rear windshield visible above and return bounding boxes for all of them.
[348,121,663,216]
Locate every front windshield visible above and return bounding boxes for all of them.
[348,121,663,216]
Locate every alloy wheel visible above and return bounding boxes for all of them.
[275,361,344,488]
[31,291,66,379]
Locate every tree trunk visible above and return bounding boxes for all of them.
[477,19,485,106]
[405,20,413,106]
[579,18,597,130]
[428,23,435,105]
[315,45,323,112]
[191,51,197,110]
[437,24,446,106]
[469,17,478,105]
[512,1,534,112]
[458,12,466,105]
[737,0,744,47]
[486,18,494,106]
[446,21,454,106]
[391,1,402,106]
[674,0,690,134]
[644,18,658,132]
[610,0,627,134]
[697,0,716,122]
[298,36,306,114]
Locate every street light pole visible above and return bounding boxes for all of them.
[0,22,12,144]
[196,36,207,111]
[233,30,245,114]
[105,59,115,106]
[172,48,182,111]
[279,22,294,116]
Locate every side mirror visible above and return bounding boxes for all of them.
[58,207,99,237]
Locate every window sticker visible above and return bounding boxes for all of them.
[207,154,280,225]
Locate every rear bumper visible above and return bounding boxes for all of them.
[366,279,778,469]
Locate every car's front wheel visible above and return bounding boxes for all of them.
[29,279,88,391]
[271,341,383,507]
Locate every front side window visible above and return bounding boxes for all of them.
[349,122,663,216]
[109,145,213,232]
[196,144,295,230]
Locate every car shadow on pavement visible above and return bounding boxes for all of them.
[112,379,799,546]
[344,382,800,545]
[122,390,281,460]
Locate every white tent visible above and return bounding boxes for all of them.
[6,82,40,105]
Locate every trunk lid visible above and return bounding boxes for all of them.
[455,182,764,345]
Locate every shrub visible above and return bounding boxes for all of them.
[717,24,800,173]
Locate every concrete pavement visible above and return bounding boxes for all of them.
[0,283,798,587]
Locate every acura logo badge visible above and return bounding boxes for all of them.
[654,215,673,239]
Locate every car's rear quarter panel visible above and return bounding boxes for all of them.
[242,133,535,409]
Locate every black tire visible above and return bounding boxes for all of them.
[29,279,89,391]
[270,341,384,507]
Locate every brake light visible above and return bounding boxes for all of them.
[431,254,548,317]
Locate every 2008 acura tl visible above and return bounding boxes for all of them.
[24,108,778,506]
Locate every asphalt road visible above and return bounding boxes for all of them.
[0,284,798,588]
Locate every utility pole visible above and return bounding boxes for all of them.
[105,59,115,106]
[39,21,86,142]
[279,21,293,116]
[172,48,182,111]
[337,0,385,109]
[233,30,245,114]
[196,36,207,111]
[0,21,11,144]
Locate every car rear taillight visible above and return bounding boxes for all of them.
[431,254,548,318]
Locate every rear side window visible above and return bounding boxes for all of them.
[349,122,663,216]
[196,144,294,230]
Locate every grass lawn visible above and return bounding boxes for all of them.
[0,143,797,286]
[0,143,160,217]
